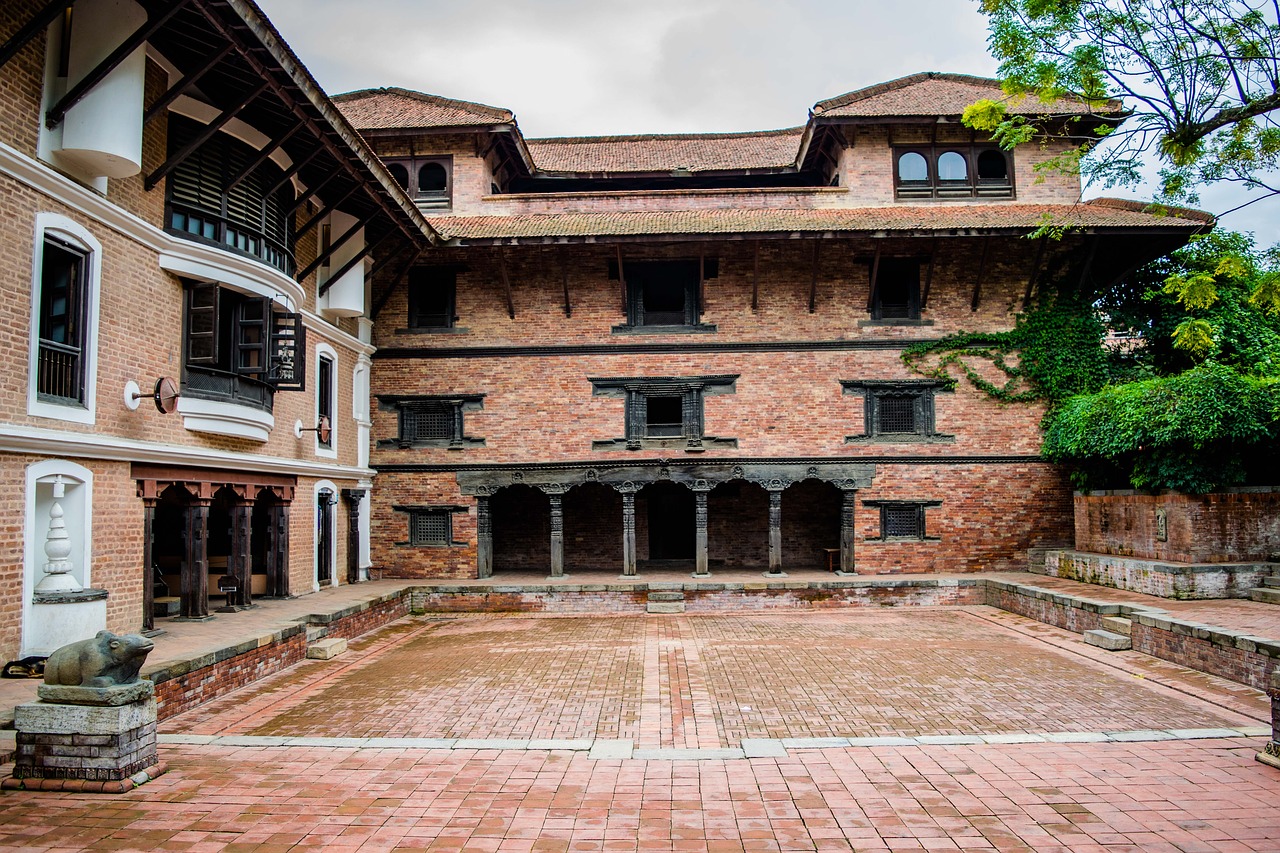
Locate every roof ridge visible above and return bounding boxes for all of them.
[332,87,514,122]
[813,71,1000,113]
[528,127,806,145]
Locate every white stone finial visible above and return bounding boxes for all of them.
[36,475,83,593]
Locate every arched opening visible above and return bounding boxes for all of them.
[564,482,622,572]
[251,489,280,598]
[783,479,842,569]
[418,162,448,196]
[492,484,550,573]
[707,480,769,570]
[638,481,694,569]
[937,151,968,181]
[977,149,1008,182]
[897,151,928,182]
[387,162,409,190]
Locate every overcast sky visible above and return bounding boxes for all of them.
[256,0,1276,244]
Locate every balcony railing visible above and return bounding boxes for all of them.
[182,365,275,414]
[36,339,83,403]
[167,203,295,277]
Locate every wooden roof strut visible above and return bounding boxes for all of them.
[1022,238,1047,309]
[227,118,305,192]
[298,211,377,282]
[499,248,516,319]
[144,79,269,191]
[145,43,234,123]
[318,228,397,297]
[921,238,937,309]
[866,244,882,313]
[0,0,74,72]
[808,240,821,313]
[970,237,990,311]
[751,241,760,312]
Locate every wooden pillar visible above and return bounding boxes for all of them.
[229,497,252,608]
[839,489,858,576]
[181,500,211,620]
[692,487,710,578]
[548,494,565,578]
[141,498,156,633]
[476,495,493,579]
[620,489,637,577]
[764,489,786,577]
[343,489,365,584]
[266,502,290,598]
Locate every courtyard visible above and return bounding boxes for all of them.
[0,603,1277,851]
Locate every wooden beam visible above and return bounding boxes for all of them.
[866,244,882,313]
[616,246,627,317]
[698,252,706,318]
[970,237,990,312]
[1022,237,1047,309]
[295,184,358,241]
[368,245,423,321]
[0,0,74,72]
[808,240,820,313]
[318,228,396,297]
[227,118,304,192]
[921,238,937,309]
[144,43,233,123]
[144,80,268,190]
[267,146,323,197]
[498,249,516,319]
[47,0,193,129]
[751,241,760,312]
[285,169,341,220]
[297,211,376,282]
[560,248,572,318]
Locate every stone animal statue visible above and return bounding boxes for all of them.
[43,631,155,688]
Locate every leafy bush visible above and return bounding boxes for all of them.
[1041,364,1280,492]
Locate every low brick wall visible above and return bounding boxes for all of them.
[1043,550,1272,599]
[683,580,982,611]
[412,588,649,613]
[1075,488,1280,563]
[981,578,1280,692]
[147,589,412,720]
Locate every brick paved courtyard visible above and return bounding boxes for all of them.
[2,607,1278,851]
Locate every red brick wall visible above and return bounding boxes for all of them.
[1075,490,1280,563]
[152,630,308,720]
[1131,621,1277,692]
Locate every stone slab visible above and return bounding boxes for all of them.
[646,602,685,614]
[1084,629,1133,651]
[915,735,985,745]
[1106,729,1179,742]
[845,736,918,747]
[632,748,745,761]
[740,739,788,758]
[1099,616,1133,637]
[306,637,347,660]
[588,739,633,760]
[453,739,530,750]
[37,680,154,707]
[781,737,851,749]
[15,698,155,736]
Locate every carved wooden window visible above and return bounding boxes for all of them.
[407,267,457,329]
[378,395,485,449]
[609,259,718,331]
[382,156,452,209]
[409,510,451,546]
[589,375,738,451]
[893,145,1012,200]
[842,380,951,443]
[863,499,942,541]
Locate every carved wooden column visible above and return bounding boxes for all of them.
[181,496,211,620]
[476,494,493,579]
[342,489,366,585]
[547,489,565,578]
[141,496,156,633]
[692,483,711,578]
[764,488,786,577]
[229,492,253,608]
[620,486,638,577]
[839,488,858,576]
[266,501,291,598]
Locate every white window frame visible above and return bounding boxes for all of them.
[28,214,101,425]
[314,343,338,458]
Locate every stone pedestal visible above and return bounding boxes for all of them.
[1259,671,1280,770]
[4,682,165,793]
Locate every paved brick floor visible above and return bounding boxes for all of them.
[169,609,1259,747]
[4,607,1279,851]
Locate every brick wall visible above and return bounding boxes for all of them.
[1075,490,1280,563]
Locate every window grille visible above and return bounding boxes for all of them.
[882,505,924,539]
[409,511,451,546]
[877,396,917,434]
[404,403,455,441]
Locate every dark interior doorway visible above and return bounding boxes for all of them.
[645,481,694,560]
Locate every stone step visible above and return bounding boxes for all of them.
[152,597,180,618]
[1262,576,1280,588]
[1083,629,1132,651]
[306,637,348,660]
[646,600,686,614]
[305,626,328,643]
[1248,587,1280,605]
[1099,616,1132,637]
[647,591,686,602]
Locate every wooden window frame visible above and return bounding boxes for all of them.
[862,499,943,541]
[841,380,952,443]
[893,145,1013,200]
[406,267,457,330]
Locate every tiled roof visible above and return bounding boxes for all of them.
[527,128,805,174]
[431,199,1211,242]
[332,88,514,131]
[814,72,1122,118]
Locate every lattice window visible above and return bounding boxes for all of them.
[409,511,451,546]
[881,504,924,539]
[876,395,917,434]
[403,403,455,441]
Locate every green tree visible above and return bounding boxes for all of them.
[964,0,1280,209]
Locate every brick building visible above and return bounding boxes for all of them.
[0,0,437,661]
[334,76,1211,581]
[0,1,1211,664]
